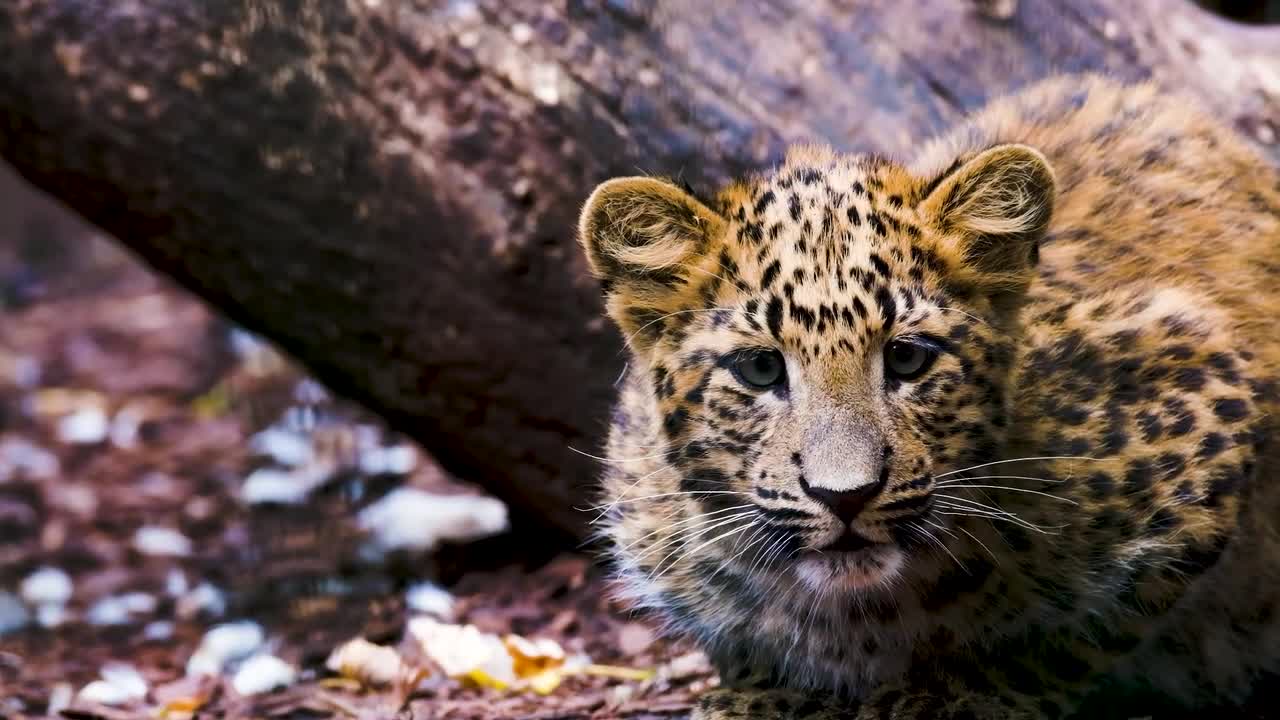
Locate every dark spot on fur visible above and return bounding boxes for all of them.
[1123,459,1153,493]
[1212,398,1249,422]
[1196,432,1227,460]
[867,212,887,237]
[766,297,784,339]
[1087,472,1114,499]
[875,287,897,333]
[663,407,689,437]
[922,558,995,612]
[1147,507,1181,534]
[1173,367,1206,392]
[753,190,776,215]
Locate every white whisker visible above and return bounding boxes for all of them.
[649,516,758,583]
[935,456,1098,479]
[582,490,753,512]
[936,484,1078,505]
[620,504,757,552]
[936,474,1068,486]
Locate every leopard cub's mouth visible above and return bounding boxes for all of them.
[795,530,904,592]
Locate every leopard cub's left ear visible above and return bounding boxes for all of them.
[918,143,1056,282]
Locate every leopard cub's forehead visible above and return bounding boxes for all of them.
[702,148,950,354]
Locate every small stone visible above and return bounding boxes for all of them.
[293,379,329,404]
[47,683,73,717]
[357,488,509,556]
[249,428,313,467]
[0,438,59,481]
[184,650,222,678]
[660,651,713,681]
[50,483,96,517]
[57,406,109,445]
[510,22,534,45]
[240,467,311,505]
[165,569,189,597]
[0,353,40,388]
[77,663,147,705]
[127,84,151,102]
[0,591,30,636]
[143,620,175,641]
[87,596,133,626]
[177,582,226,619]
[36,603,67,628]
[405,581,456,620]
[617,622,656,655]
[120,592,157,614]
[358,445,417,476]
[100,663,148,699]
[232,654,296,695]
[187,621,265,676]
[531,64,560,105]
[109,405,145,449]
[20,566,73,607]
[77,680,133,706]
[133,526,193,557]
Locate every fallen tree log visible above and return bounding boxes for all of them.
[0,0,1276,542]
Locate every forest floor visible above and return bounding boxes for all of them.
[0,200,710,719]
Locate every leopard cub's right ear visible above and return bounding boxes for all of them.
[578,177,724,286]
[578,177,725,347]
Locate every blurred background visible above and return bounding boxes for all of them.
[0,158,711,718]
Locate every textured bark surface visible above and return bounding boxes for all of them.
[0,0,1277,541]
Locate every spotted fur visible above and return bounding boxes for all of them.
[579,74,1280,719]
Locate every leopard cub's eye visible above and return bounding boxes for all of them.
[884,340,937,381]
[729,349,787,389]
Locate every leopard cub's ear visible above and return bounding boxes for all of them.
[578,177,725,349]
[918,144,1056,289]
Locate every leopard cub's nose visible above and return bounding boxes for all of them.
[798,478,881,525]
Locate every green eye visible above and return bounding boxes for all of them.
[730,349,787,389]
[884,340,936,381]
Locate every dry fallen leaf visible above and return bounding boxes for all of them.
[405,616,656,697]
[504,633,566,677]
[326,637,404,687]
[408,617,518,689]
[158,696,208,719]
[581,664,656,682]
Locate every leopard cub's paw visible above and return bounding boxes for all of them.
[693,687,852,719]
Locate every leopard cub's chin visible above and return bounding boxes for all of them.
[795,545,905,594]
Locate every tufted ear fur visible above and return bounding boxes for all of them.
[579,177,725,350]
[919,144,1055,293]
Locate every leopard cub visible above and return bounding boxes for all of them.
[578,74,1279,719]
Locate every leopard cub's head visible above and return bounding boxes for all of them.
[579,144,1054,611]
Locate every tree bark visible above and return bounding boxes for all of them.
[0,0,1276,542]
